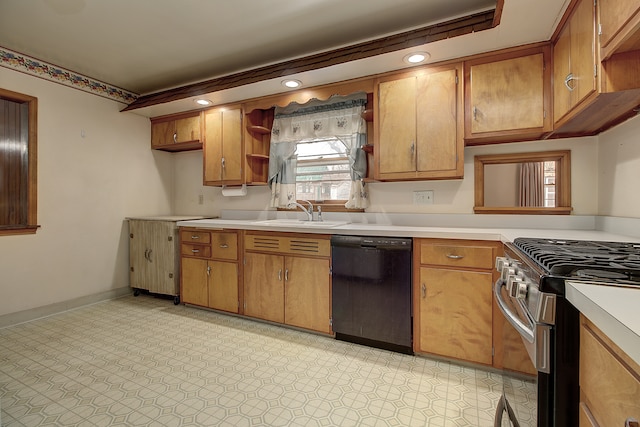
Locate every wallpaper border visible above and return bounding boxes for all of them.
[0,46,138,104]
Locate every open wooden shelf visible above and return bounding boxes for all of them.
[246,154,269,160]
[247,125,271,135]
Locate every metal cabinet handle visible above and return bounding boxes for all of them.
[285,269,289,282]
[191,249,200,253]
[421,283,426,298]
[278,269,282,281]
[191,235,199,239]
[446,254,464,260]
[146,249,152,262]
[173,132,177,143]
[626,418,639,427]
[473,106,477,121]
[564,73,575,91]
[410,142,415,157]
[220,244,229,248]
[207,265,211,276]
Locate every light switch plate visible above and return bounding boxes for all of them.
[413,190,434,205]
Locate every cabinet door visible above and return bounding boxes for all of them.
[181,257,209,306]
[150,121,174,148]
[598,0,640,51]
[284,256,331,333]
[204,108,243,185]
[469,53,545,134]
[378,76,416,174]
[129,220,151,290]
[174,115,201,143]
[244,252,284,323]
[416,67,461,176]
[209,261,238,313]
[553,0,596,123]
[417,267,493,365]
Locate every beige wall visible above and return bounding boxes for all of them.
[0,68,173,317]
[597,114,640,218]
[173,136,600,216]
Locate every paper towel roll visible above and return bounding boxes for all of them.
[221,184,247,197]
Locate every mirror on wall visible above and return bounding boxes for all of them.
[474,150,572,214]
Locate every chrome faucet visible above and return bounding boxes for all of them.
[287,200,314,221]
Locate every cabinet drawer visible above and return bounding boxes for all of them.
[420,243,494,269]
[580,318,640,427]
[181,230,211,244]
[181,244,211,258]
[211,232,238,260]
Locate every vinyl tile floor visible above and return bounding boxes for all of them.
[0,295,535,427]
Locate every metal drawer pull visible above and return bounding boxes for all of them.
[278,269,282,281]
[191,249,200,253]
[564,73,575,91]
[285,269,289,282]
[421,283,426,298]
[191,235,199,239]
[626,418,639,427]
[173,132,177,143]
[446,254,464,259]
[220,244,229,248]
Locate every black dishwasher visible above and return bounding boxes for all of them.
[331,235,413,354]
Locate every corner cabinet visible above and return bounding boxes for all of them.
[375,63,464,181]
[579,315,640,426]
[180,228,240,313]
[464,44,552,144]
[151,111,202,152]
[203,106,244,186]
[243,231,331,334]
[244,108,273,185]
[551,0,640,137]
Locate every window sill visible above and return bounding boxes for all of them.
[0,225,40,236]
[278,201,364,213]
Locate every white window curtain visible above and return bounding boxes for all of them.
[518,162,544,207]
[268,92,369,209]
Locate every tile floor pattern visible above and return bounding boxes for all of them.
[0,295,536,427]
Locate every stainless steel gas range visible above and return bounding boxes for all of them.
[494,237,640,427]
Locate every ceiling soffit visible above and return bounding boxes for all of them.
[122,10,497,112]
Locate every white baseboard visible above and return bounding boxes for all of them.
[0,287,132,328]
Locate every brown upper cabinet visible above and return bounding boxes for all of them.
[598,0,640,60]
[464,44,552,145]
[203,106,243,186]
[551,0,640,137]
[375,63,464,181]
[151,111,202,151]
[244,108,274,185]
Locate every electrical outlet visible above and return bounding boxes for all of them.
[413,190,434,205]
[198,194,204,205]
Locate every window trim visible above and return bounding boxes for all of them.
[0,88,39,236]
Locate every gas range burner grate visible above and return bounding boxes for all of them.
[513,237,640,283]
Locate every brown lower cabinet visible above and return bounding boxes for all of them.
[414,238,535,374]
[180,228,240,313]
[243,231,331,334]
[579,315,640,426]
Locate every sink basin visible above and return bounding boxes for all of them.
[252,219,348,228]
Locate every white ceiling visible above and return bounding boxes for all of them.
[0,0,569,117]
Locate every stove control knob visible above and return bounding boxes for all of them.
[495,256,509,271]
[515,281,528,300]
[507,273,526,298]
[502,266,517,283]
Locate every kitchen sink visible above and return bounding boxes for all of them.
[252,219,349,228]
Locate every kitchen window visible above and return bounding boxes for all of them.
[0,88,38,235]
[268,92,369,210]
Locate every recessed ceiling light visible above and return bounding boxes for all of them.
[194,99,212,106]
[403,52,430,64]
[282,79,302,89]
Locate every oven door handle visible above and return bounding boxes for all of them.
[494,280,535,343]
